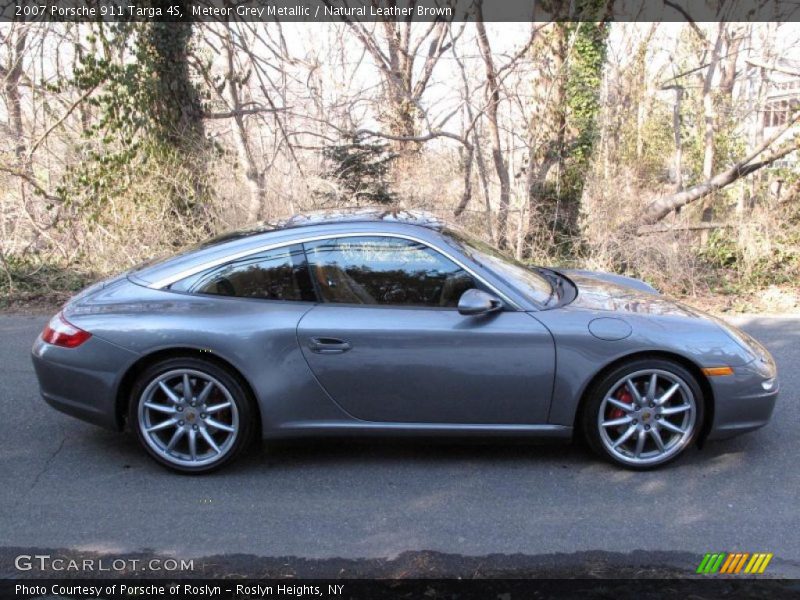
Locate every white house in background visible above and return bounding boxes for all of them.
[762,63,800,132]
[732,56,800,207]
[742,57,800,168]
[763,78,800,130]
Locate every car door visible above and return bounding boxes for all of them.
[297,235,555,424]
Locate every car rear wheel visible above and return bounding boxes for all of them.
[130,357,255,474]
[582,359,704,469]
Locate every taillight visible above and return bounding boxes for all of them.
[42,313,92,348]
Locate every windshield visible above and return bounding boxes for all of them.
[443,228,553,306]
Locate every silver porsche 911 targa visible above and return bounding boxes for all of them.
[32,209,778,473]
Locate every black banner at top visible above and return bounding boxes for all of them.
[4,0,800,23]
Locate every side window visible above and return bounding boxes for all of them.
[303,236,476,307]
[170,244,316,301]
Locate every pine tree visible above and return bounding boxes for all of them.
[319,135,397,205]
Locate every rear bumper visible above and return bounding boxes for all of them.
[31,335,139,431]
[706,360,779,440]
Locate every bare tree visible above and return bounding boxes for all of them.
[326,2,456,160]
[523,22,568,251]
[475,5,511,249]
[0,24,29,165]
[699,23,725,185]
[209,24,269,222]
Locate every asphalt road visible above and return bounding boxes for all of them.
[1,313,798,578]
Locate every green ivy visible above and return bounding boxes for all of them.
[536,16,607,258]
[58,17,209,222]
[565,20,607,167]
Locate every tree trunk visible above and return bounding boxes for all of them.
[700,23,725,226]
[143,17,205,151]
[223,27,266,223]
[525,23,567,236]
[140,11,208,215]
[668,86,684,192]
[453,143,474,217]
[472,126,495,242]
[702,24,724,181]
[633,25,658,162]
[386,91,419,158]
[476,7,510,249]
[719,26,743,100]
[3,27,28,164]
[746,23,777,212]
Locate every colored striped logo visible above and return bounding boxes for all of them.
[696,552,773,574]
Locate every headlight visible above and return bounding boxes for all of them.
[712,317,768,361]
[752,356,777,378]
[712,319,776,379]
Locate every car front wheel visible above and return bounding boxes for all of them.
[583,359,704,469]
[130,357,255,474]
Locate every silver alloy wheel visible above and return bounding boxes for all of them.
[597,369,697,467]
[137,368,239,468]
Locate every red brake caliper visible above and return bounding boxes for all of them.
[610,388,633,420]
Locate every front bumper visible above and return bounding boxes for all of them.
[706,359,779,440]
[31,335,139,431]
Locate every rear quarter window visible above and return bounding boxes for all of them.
[169,244,316,302]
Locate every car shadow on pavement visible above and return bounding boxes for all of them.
[72,422,775,477]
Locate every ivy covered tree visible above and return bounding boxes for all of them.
[59,13,211,224]
[140,19,205,153]
[318,135,397,205]
[524,15,607,258]
[565,21,607,174]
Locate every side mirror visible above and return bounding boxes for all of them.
[458,289,503,316]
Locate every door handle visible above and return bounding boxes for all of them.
[308,337,352,354]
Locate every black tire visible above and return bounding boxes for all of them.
[129,357,256,474]
[581,358,705,470]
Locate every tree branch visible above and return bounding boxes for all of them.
[353,127,468,147]
[0,164,64,205]
[639,112,800,226]
[27,84,98,158]
[637,222,735,235]
[745,57,800,78]
[202,106,287,119]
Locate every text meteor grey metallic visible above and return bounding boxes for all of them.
[32,209,778,472]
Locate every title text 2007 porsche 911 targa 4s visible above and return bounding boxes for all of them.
[32,209,779,473]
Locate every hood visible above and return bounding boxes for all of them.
[558,269,703,318]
